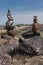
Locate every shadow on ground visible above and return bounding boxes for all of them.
[22,32,40,39]
[8,47,37,59]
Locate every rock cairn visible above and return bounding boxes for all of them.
[6,9,14,31]
[32,16,41,34]
[5,10,17,37]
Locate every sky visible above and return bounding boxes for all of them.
[0,0,43,25]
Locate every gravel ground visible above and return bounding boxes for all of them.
[0,27,43,65]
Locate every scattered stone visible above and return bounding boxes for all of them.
[19,36,43,55]
[40,55,43,59]
[7,30,17,37]
[1,34,13,39]
[0,22,43,65]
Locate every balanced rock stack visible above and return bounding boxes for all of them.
[6,10,17,37]
[6,9,14,31]
[32,16,41,35]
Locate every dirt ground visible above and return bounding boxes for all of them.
[0,25,43,65]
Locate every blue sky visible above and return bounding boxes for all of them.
[0,0,43,25]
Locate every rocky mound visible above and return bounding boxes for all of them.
[0,35,43,65]
[0,25,43,65]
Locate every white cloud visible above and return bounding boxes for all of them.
[13,11,43,24]
[0,11,43,25]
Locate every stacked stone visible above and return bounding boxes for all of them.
[6,9,14,31]
[32,16,41,34]
[5,10,17,37]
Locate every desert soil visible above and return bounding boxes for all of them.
[0,25,43,65]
